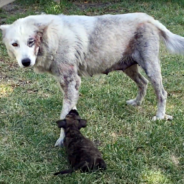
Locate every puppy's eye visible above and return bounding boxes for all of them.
[12,43,18,47]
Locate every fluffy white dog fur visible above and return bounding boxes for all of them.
[1,13,184,146]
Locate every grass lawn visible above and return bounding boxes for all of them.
[0,0,184,183]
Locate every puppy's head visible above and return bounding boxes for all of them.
[0,15,50,68]
[56,110,87,130]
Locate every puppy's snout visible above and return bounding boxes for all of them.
[22,58,31,67]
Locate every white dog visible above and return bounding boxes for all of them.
[1,13,184,146]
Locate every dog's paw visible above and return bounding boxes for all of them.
[55,128,65,147]
[55,137,64,147]
[152,114,173,121]
[152,116,160,121]
[126,99,141,106]
[165,114,173,120]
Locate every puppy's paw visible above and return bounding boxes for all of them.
[55,137,64,147]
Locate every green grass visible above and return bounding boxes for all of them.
[0,0,184,183]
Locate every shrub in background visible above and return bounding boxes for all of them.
[17,0,53,5]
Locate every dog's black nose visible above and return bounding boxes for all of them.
[22,58,31,67]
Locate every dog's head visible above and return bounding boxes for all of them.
[56,110,87,130]
[0,15,50,68]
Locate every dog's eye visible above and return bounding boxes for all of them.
[12,43,18,47]
[28,40,35,47]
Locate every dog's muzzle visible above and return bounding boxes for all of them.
[22,58,31,67]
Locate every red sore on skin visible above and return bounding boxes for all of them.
[34,32,42,55]
[59,64,75,75]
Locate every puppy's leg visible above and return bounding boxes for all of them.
[124,64,148,106]
[55,72,81,147]
[54,169,74,175]
[75,161,90,172]
[95,158,107,170]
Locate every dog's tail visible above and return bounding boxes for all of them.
[149,16,184,54]
[54,169,74,175]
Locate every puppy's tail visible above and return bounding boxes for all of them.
[149,16,184,54]
[54,169,74,175]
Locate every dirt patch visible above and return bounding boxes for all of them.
[72,1,127,14]
[2,1,42,15]
[0,2,26,24]
[2,2,20,13]
[73,2,113,10]
[0,1,43,24]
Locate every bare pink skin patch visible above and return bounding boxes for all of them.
[34,32,42,56]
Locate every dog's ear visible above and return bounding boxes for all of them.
[34,20,53,34]
[56,120,66,128]
[0,24,10,31]
[79,119,87,129]
[35,23,48,34]
[0,24,11,38]
[34,21,52,45]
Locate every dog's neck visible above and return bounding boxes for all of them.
[33,43,54,73]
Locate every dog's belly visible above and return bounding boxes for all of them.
[79,55,137,76]
[102,57,137,75]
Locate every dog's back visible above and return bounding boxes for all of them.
[54,110,106,175]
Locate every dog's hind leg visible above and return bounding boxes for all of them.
[132,22,173,120]
[141,59,172,121]
[124,64,148,106]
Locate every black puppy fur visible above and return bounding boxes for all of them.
[54,110,106,175]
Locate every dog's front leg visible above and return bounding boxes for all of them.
[59,73,81,119]
[55,72,81,146]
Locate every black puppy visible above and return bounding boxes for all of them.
[54,110,106,175]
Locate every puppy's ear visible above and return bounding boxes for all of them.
[79,119,87,128]
[56,120,66,128]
